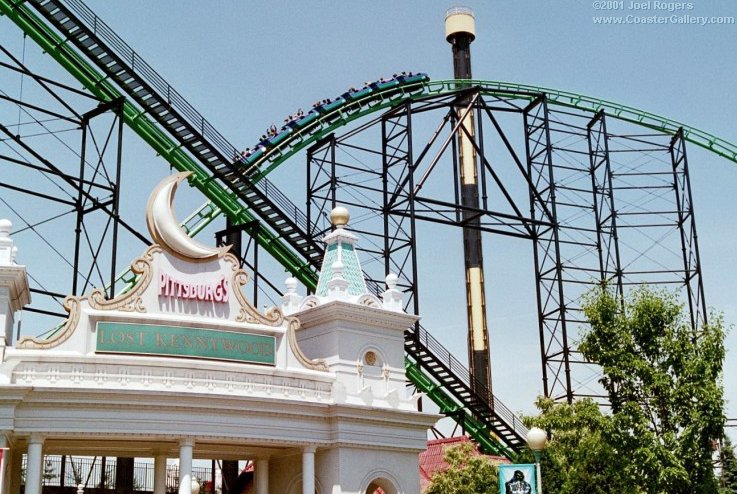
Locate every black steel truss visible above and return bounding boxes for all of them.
[525,95,573,402]
[306,87,707,403]
[3,12,707,404]
[670,128,706,330]
[587,111,624,298]
[215,220,284,309]
[0,31,142,333]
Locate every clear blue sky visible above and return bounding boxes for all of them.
[2,1,737,424]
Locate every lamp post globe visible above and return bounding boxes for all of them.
[526,427,547,494]
[526,427,548,451]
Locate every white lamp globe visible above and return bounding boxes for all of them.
[526,427,548,451]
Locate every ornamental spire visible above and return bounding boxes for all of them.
[281,207,406,314]
[314,206,367,299]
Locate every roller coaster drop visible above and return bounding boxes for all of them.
[0,0,720,456]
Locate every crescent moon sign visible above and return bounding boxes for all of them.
[146,172,230,261]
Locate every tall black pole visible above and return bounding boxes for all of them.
[445,8,492,401]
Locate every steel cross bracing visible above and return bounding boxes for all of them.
[670,129,707,330]
[405,324,528,456]
[7,0,731,291]
[17,0,325,276]
[524,96,573,402]
[0,0,318,290]
[1,0,716,448]
[303,87,708,404]
[0,45,132,321]
[587,111,624,301]
[1,0,529,455]
[7,1,733,259]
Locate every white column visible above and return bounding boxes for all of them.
[178,439,194,494]
[302,446,316,494]
[255,457,269,494]
[153,453,167,494]
[24,436,44,494]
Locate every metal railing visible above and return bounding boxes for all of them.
[61,0,308,234]
[24,455,215,493]
[409,323,528,440]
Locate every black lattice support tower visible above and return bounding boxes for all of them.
[670,128,707,329]
[74,98,125,299]
[587,111,624,298]
[0,43,137,326]
[382,102,420,315]
[524,95,573,402]
[306,134,337,247]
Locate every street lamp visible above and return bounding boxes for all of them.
[190,478,201,494]
[526,427,548,494]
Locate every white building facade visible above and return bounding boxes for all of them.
[0,174,437,494]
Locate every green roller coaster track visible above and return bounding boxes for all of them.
[4,0,736,288]
[0,0,318,290]
[405,360,514,458]
[4,0,737,458]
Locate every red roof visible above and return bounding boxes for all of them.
[419,436,510,492]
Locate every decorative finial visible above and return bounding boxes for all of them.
[0,219,11,237]
[382,272,404,312]
[0,219,16,265]
[330,206,350,229]
[281,276,303,315]
[285,276,298,293]
[385,273,398,290]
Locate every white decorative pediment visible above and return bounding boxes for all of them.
[14,243,327,372]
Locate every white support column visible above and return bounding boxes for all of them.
[302,446,316,494]
[255,457,269,494]
[178,439,194,494]
[24,436,44,494]
[153,453,167,494]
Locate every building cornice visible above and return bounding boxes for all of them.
[295,300,418,332]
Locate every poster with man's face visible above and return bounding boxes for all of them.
[498,464,536,494]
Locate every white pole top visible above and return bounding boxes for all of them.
[445,6,476,42]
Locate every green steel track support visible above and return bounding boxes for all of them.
[405,359,514,458]
[6,0,736,460]
[0,0,318,290]
[6,0,735,294]
[248,78,737,180]
[166,78,737,246]
[473,80,737,163]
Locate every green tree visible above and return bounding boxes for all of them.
[721,436,737,493]
[425,442,498,494]
[580,286,726,494]
[519,397,633,494]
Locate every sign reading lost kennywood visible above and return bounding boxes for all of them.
[96,322,275,365]
[18,172,328,371]
[90,171,278,364]
[19,171,329,372]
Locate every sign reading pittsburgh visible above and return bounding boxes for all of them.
[96,322,275,365]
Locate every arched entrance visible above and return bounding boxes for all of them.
[364,477,398,494]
